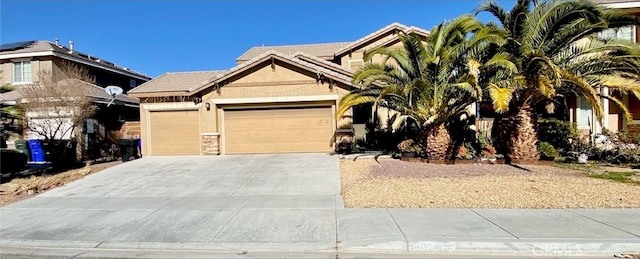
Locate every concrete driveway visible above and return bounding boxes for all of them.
[0,153,341,252]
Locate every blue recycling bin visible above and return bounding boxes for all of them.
[27,140,46,162]
[27,139,42,149]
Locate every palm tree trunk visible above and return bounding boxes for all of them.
[491,105,540,163]
[418,124,452,160]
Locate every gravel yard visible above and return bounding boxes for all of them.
[340,158,640,208]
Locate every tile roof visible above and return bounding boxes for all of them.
[334,23,430,57]
[191,51,354,95]
[236,42,351,63]
[128,70,226,94]
[0,40,150,80]
[0,80,139,106]
[292,52,354,77]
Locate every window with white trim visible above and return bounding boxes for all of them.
[598,26,635,42]
[577,96,593,130]
[13,61,32,83]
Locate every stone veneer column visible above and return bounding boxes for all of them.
[201,133,220,155]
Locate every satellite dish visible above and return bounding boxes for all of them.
[105,85,123,107]
[105,85,123,97]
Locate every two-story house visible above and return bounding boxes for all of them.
[128,23,427,156]
[581,0,640,138]
[0,39,151,158]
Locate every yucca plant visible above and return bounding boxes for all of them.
[337,15,514,159]
[476,0,640,162]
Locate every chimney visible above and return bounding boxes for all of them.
[54,38,59,46]
[68,40,74,53]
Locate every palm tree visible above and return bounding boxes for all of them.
[476,0,640,162]
[1,84,24,142]
[337,15,514,159]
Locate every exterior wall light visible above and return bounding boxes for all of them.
[205,102,211,111]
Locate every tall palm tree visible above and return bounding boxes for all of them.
[337,15,514,159]
[476,0,640,162]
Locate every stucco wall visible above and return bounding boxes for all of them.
[0,59,52,85]
[139,59,355,156]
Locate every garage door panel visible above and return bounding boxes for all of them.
[149,110,200,156]
[224,107,332,154]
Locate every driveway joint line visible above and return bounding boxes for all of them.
[565,209,640,238]
[230,163,262,196]
[385,208,409,252]
[105,200,172,240]
[208,198,251,242]
[469,209,520,239]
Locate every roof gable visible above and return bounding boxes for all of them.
[292,52,354,77]
[334,23,430,57]
[192,51,353,95]
[236,42,351,64]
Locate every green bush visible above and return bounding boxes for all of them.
[538,141,560,160]
[537,118,578,154]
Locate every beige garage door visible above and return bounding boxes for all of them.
[224,107,333,154]
[149,110,200,156]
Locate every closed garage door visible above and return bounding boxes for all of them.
[149,110,200,155]
[224,106,333,154]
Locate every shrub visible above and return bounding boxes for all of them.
[397,139,421,152]
[592,136,640,165]
[538,141,560,160]
[537,118,578,154]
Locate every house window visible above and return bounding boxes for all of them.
[598,26,635,42]
[347,59,364,71]
[129,79,136,88]
[577,96,593,129]
[353,104,371,124]
[13,61,32,83]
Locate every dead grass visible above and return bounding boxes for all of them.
[341,158,640,209]
[0,161,120,206]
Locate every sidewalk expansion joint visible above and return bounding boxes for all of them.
[566,209,640,238]
[469,209,520,239]
[385,208,409,252]
[70,251,88,258]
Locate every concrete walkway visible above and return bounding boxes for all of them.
[0,154,639,258]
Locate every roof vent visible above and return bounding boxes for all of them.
[68,40,74,53]
[54,38,59,46]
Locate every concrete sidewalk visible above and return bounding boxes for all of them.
[1,208,638,258]
[0,155,638,258]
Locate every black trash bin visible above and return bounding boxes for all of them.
[118,139,139,162]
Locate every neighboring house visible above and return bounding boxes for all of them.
[129,23,429,156]
[0,40,150,158]
[578,0,640,138]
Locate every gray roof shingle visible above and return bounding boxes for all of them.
[236,42,351,63]
[0,40,150,80]
[128,71,226,94]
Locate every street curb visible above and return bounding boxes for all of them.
[2,238,639,256]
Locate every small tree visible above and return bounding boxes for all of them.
[19,63,97,163]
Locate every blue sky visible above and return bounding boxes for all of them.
[1,1,514,78]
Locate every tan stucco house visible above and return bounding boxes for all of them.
[128,23,429,156]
